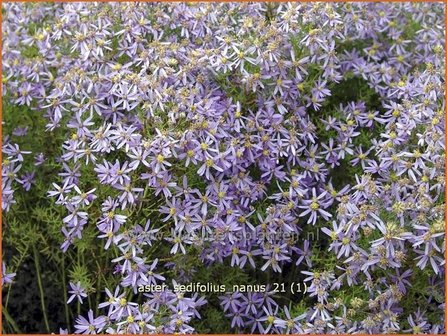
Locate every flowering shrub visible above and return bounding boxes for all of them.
[1,2,445,334]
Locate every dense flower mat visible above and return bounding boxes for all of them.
[1,2,445,334]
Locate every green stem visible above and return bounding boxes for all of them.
[33,245,50,333]
[5,285,12,310]
[88,293,92,312]
[77,250,81,316]
[2,305,22,333]
[5,245,29,310]
[94,259,105,316]
[61,254,70,331]
[95,288,100,316]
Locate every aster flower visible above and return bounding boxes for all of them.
[74,310,106,334]
[299,188,332,225]
[274,306,306,333]
[197,155,224,179]
[18,171,35,191]
[67,281,88,304]
[256,304,279,333]
[1,262,16,285]
[72,186,97,206]
[48,180,73,205]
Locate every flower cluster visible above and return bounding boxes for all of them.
[2,2,445,334]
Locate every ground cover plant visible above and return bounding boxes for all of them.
[1,2,445,334]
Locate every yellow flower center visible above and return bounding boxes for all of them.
[310,202,319,210]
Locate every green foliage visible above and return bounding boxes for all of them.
[1,97,111,332]
[69,264,95,294]
[194,306,232,333]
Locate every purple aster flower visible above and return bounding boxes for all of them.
[12,126,28,136]
[299,188,332,225]
[67,281,88,304]
[18,171,35,191]
[74,310,106,334]
[1,262,16,285]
